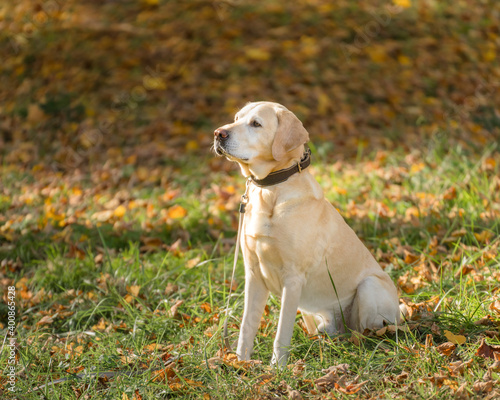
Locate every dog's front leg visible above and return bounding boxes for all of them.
[271,276,304,367]
[236,272,269,361]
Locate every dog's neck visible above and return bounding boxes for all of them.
[238,145,306,181]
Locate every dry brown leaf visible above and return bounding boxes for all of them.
[477,338,500,359]
[425,334,434,348]
[335,380,368,395]
[36,315,54,326]
[473,380,494,393]
[395,371,409,382]
[455,382,470,400]
[436,342,456,356]
[490,360,500,372]
[489,298,500,314]
[169,300,184,318]
[165,283,179,296]
[349,332,364,346]
[287,389,303,400]
[473,315,496,326]
[448,360,472,376]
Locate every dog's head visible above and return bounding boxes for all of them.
[213,102,309,179]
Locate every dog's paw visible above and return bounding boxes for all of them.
[270,350,289,368]
[316,321,337,336]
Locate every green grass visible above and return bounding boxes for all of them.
[1,140,499,399]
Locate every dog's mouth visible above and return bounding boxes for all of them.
[213,140,228,157]
[213,140,248,162]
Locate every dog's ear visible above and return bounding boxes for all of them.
[272,109,309,161]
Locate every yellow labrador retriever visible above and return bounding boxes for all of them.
[214,101,400,366]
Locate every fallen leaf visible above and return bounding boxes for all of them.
[455,382,470,400]
[169,300,184,318]
[448,360,473,376]
[489,298,500,314]
[444,330,466,345]
[475,230,494,243]
[436,342,456,356]
[165,283,179,296]
[186,256,201,269]
[167,205,187,219]
[477,338,500,359]
[114,205,127,218]
[335,380,368,395]
[127,285,140,297]
[443,186,457,200]
[36,315,54,326]
[473,380,494,393]
[200,302,211,313]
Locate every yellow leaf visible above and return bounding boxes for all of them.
[122,393,130,400]
[410,162,425,174]
[444,330,466,345]
[185,140,199,151]
[366,46,388,63]
[245,48,271,61]
[114,205,127,218]
[474,230,493,243]
[393,0,411,8]
[92,318,107,331]
[143,75,166,90]
[398,55,411,66]
[483,49,496,62]
[127,285,141,297]
[186,256,201,269]
[124,294,134,304]
[168,205,187,219]
[317,92,330,115]
[136,167,149,181]
[27,104,45,123]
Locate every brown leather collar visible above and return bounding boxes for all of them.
[250,148,312,187]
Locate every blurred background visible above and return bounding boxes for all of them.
[0,0,499,257]
[1,0,499,168]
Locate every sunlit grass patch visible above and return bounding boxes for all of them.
[1,140,499,399]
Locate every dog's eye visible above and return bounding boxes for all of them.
[251,120,262,128]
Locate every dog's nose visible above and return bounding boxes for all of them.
[214,128,229,139]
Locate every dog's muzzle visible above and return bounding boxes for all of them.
[214,128,230,156]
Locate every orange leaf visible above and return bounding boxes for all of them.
[114,205,127,218]
[168,205,187,219]
[200,302,211,313]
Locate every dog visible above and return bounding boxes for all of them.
[214,101,400,366]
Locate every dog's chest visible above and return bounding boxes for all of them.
[242,193,285,294]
